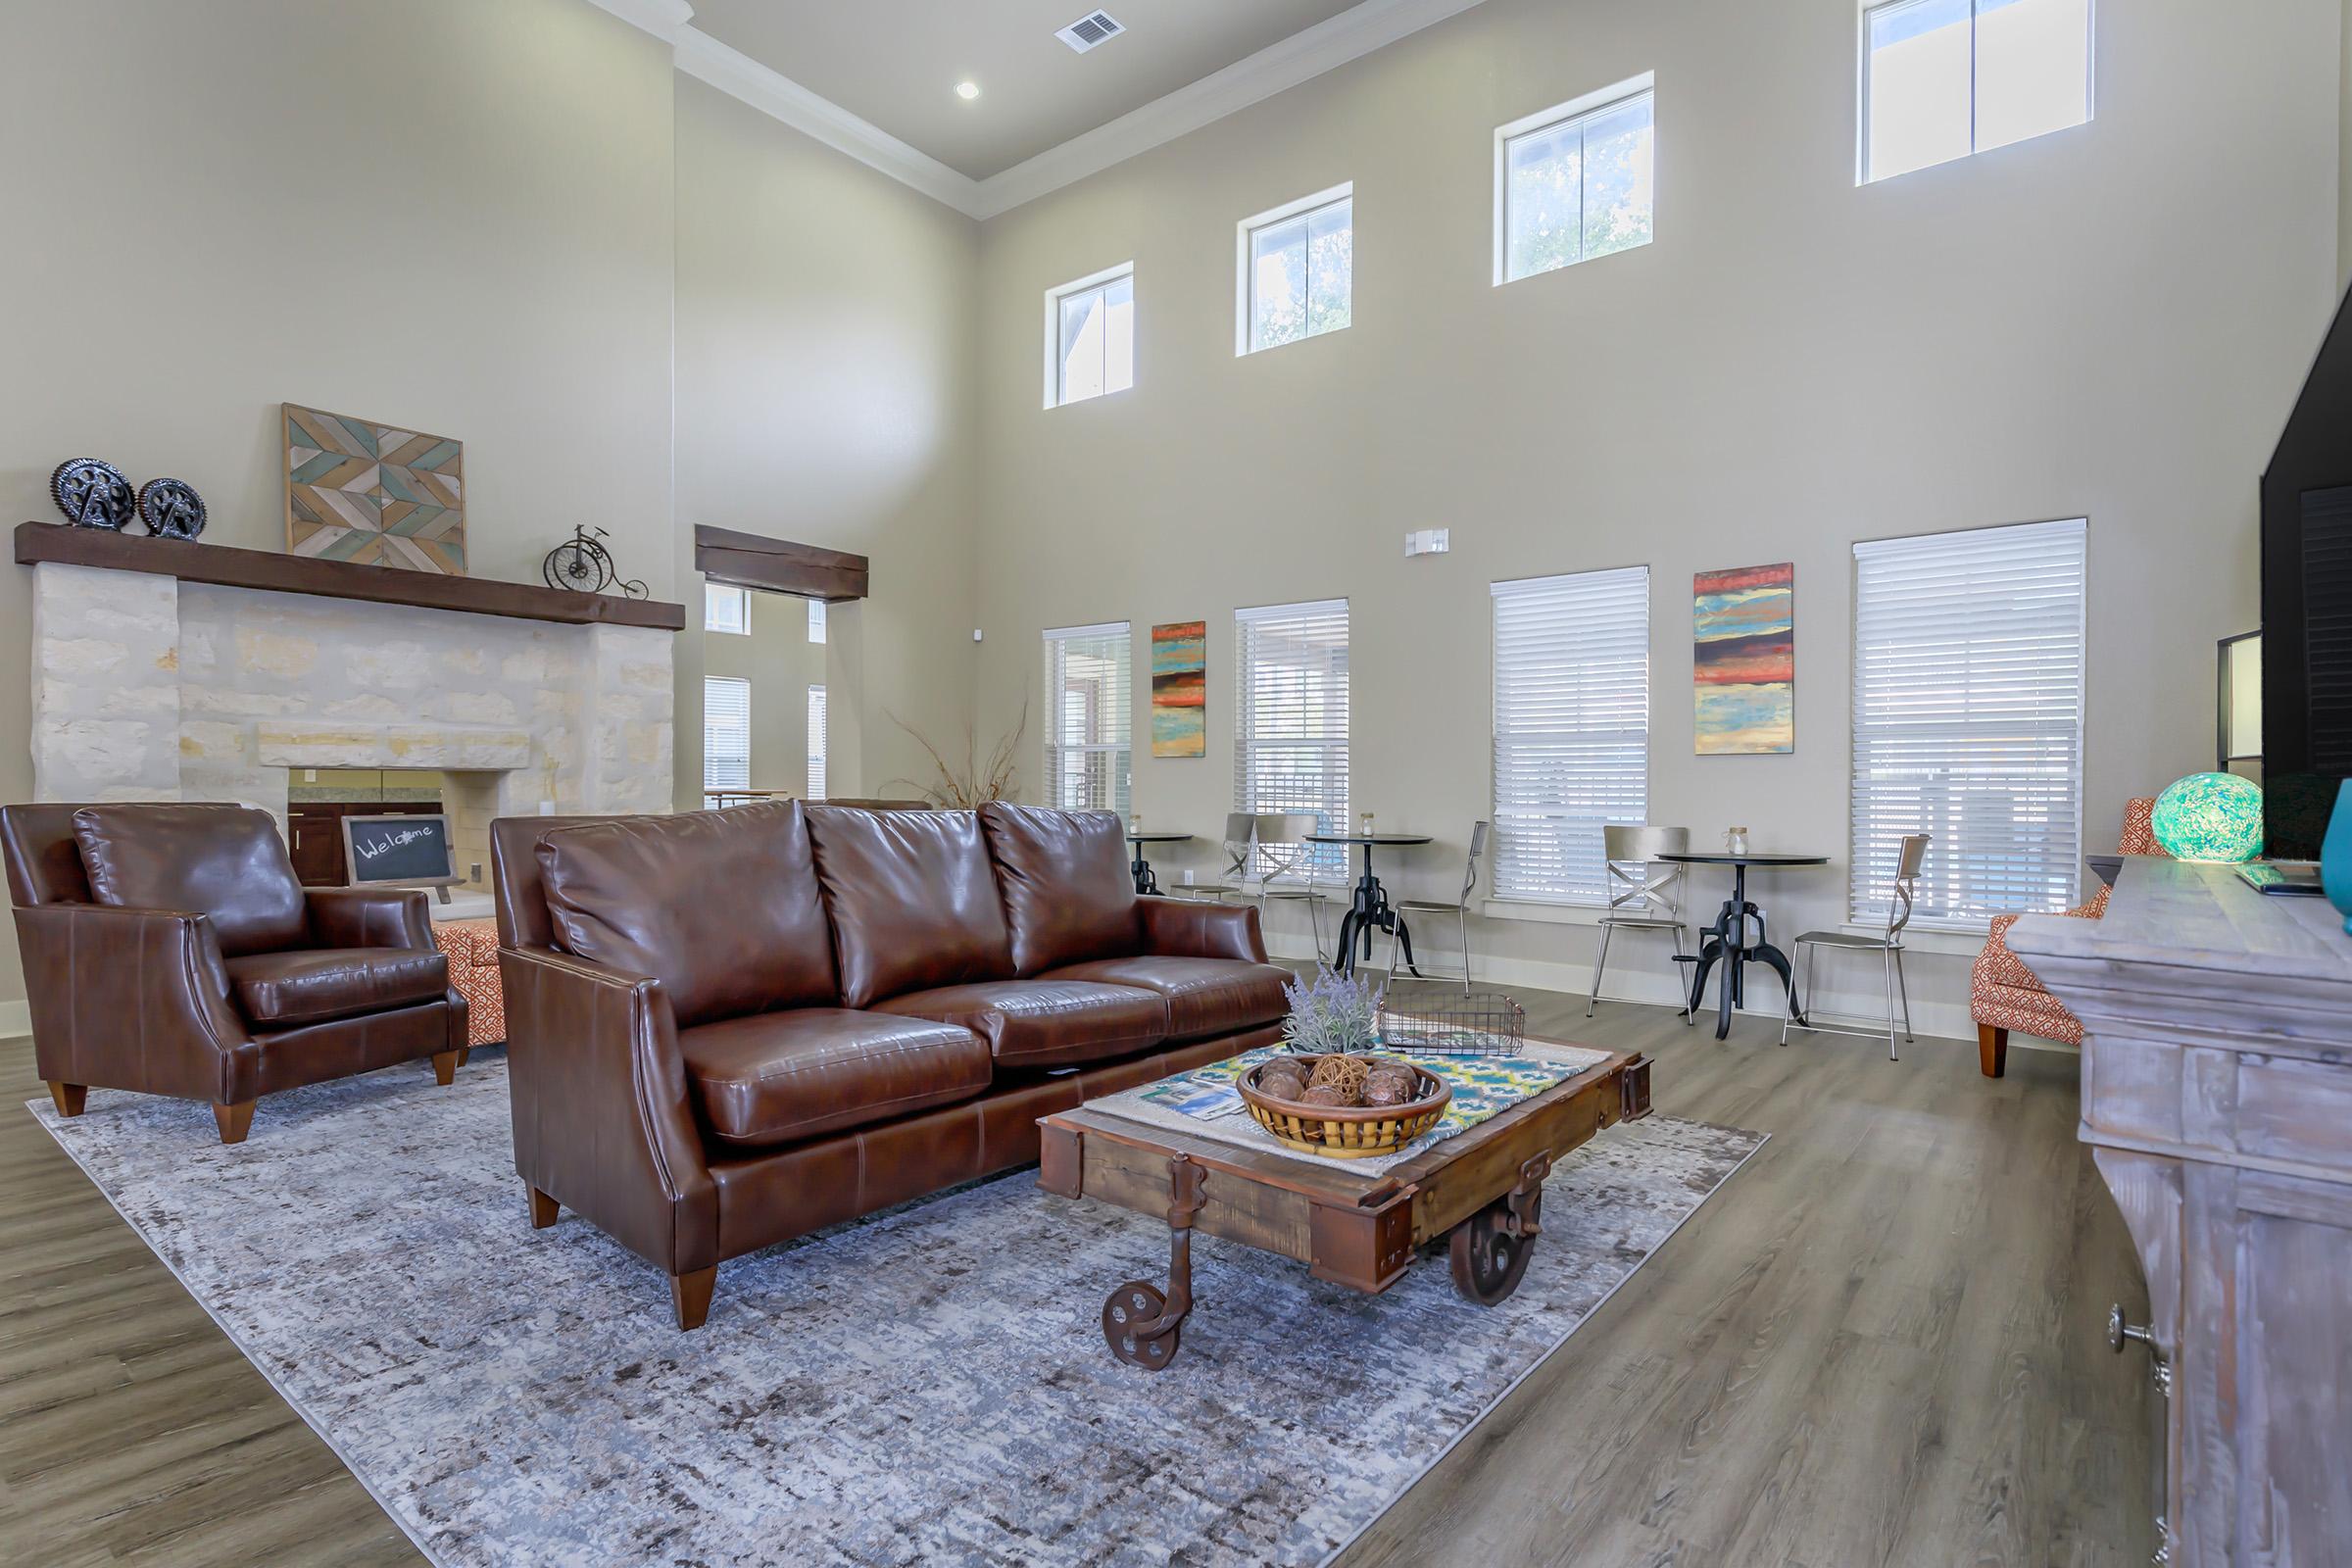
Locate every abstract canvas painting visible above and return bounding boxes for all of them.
[283,403,466,574]
[1693,563,1793,754]
[1151,620,1206,758]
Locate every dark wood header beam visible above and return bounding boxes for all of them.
[694,525,868,603]
[15,522,686,631]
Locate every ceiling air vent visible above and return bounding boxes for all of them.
[1056,10,1124,53]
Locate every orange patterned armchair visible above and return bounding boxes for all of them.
[1971,797,2160,1077]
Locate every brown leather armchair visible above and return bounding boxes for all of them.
[3,803,470,1143]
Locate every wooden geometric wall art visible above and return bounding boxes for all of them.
[283,403,466,574]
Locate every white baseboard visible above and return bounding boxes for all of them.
[0,1000,28,1041]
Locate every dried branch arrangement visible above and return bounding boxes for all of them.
[888,699,1029,808]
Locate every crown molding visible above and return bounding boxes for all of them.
[584,0,1492,221]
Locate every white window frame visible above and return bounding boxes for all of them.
[1043,261,1135,410]
[1857,0,2097,185]
[1493,72,1656,287]
[1849,517,2088,932]
[806,683,827,802]
[1235,599,1349,877]
[704,582,749,636]
[1235,182,1353,357]
[1043,621,1133,816]
[702,675,751,808]
[808,598,827,644]
[1491,566,1651,906]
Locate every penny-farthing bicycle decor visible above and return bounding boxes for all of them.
[541,524,648,598]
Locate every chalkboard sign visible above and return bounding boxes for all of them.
[340,813,459,889]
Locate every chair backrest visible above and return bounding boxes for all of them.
[1254,810,1321,881]
[1217,810,1256,881]
[1601,823,1690,918]
[1457,820,1491,902]
[1880,832,1930,938]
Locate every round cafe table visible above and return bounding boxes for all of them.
[1124,831,1194,896]
[1657,851,1832,1040]
[1304,833,1434,975]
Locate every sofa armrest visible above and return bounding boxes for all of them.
[1137,896,1268,962]
[305,886,435,951]
[10,902,250,1102]
[497,945,717,1275]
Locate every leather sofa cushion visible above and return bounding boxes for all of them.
[806,807,1014,1008]
[1041,956,1292,1041]
[225,947,450,1026]
[978,804,1138,975]
[677,1007,992,1149]
[73,804,307,957]
[874,979,1167,1069]
[537,803,836,1029]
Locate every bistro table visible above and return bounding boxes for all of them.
[1303,832,1434,976]
[1658,851,1832,1040]
[1124,831,1195,896]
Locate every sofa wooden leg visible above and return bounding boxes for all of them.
[46,1083,87,1118]
[527,1186,560,1229]
[671,1266,717,1332]
[214,1100,257,1144]
[431,1049,463,1086]
[1978,1024,2008,1079]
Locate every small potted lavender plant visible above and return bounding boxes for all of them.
[1280,964,1383,1057]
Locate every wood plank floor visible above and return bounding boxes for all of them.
[0,992,2155,1566]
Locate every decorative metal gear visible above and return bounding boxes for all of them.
[50,458,135,530]
[136,477,208,540]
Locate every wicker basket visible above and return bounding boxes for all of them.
[1236,1055,1452,1159]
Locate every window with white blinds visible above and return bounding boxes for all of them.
[703,675,750,808]
[1236,600,1349,875]
[806,684,827,802]
[1851,517,2086,928]
[1043,622,1131,815]
[1491,566,1650,904]
[808,598,827,644]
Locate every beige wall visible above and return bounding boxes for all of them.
[0,0,677,1011]
[971,0,2344,1036]
[671,78,979,810]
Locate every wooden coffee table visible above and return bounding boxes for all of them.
[1037,1046,1653,1370]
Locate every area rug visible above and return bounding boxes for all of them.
[28,1054,1763,1567]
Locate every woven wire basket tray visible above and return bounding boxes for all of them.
[1375,989,1527,1056]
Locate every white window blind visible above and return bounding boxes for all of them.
[1236,600,1349,874]
[808,598,827,644]
[703,675,750,808]
[1492,566,1650,904]
[1043,622,1131,814]
[1851,517,2086,928]
[806,684,828,802]
[705,583,749,635]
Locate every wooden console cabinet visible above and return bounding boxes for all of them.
[2010,858,2351,1566]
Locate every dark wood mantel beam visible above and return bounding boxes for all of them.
[693,525,868,603]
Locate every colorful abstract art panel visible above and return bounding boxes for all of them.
[283,403,466,575]
[1693,563,1793,755]
[1151,620,1206,759]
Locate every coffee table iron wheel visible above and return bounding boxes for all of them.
[1046,1048,1654,1371]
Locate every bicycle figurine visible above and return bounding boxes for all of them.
[541,525,648,598]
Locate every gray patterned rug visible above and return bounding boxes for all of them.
[28,1052,1762,1567]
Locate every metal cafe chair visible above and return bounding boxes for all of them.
[1588,824,1695,1021]
[1170,811,1256,903]
[1387,820,1488,993]
[1780,832,1928,1060]
[1254,810,1333,962]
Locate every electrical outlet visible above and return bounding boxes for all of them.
[470,862,482,883]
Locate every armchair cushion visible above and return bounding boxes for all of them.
[978,804,1138,974]
[677,1008,992,1149]
[72,804,306,957]
[1040,955,1291,1041]
[225,947,450,1027]
[537,802,837,1029]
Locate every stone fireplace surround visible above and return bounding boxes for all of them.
[29,561,675,849]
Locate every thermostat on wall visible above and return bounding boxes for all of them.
[1405,528,1450,558]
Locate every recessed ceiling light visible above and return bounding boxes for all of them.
[955,80,981,101]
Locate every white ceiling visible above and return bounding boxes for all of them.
[689,0,1366,181]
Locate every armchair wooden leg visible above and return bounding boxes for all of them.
[671,1266,717,1332]
[214,1100,257,1145]
[1978,1024,2008,1079]
[46,1083,87,1118]
[431,1049,463,1086]
[527,1186,560,1229]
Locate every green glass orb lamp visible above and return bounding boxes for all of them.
[2150,771,2264,863]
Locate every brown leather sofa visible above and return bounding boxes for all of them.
[2,803,471,1143]
[492,800,1291,1330]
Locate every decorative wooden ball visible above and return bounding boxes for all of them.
[1300,1083,1353,1108]
[1360,1077,1410,1108]
[1258,1067,1307,1102]
[1308,1054,1371,1101]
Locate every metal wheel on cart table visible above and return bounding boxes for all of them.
[1102,1280,1183,1370]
